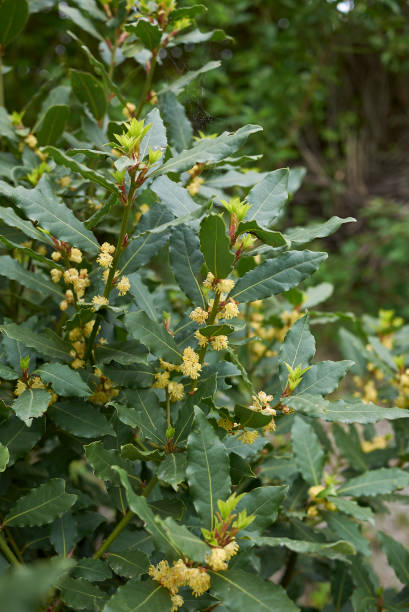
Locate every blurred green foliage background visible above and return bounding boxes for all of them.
[4,0,409,316]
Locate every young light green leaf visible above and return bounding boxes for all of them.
[151,176,199,217]
[291,416,325,486]
[0,176,99,254]
[48,400,115,438]
[45,146,118,194]
[231,250,327,303]
[237,486,287,534]
[69,69,107,120]
[57,576,108,610]
[338,468,409,496]
[125,311,182,362]
[106,550,150,579]
[209,569,299,612]
[186,407,231,529]
[0,442,10,472]
[36,363,91,397]
[285,216,356,245]
[0,322,72,362]
[199,214,234,278]
[36,105,69,146]
[170,224,206,308]
[158,453,187,491]
[12,388,50,426]
[377,531,409,587]
[0,0,28,47]
[155,124,262,176]
[4,478,77,527]
[104,579,172,612]
[0,255,64,300]
[246,168,289,226]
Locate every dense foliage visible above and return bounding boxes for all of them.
[0,2,409,611]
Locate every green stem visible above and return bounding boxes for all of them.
[0,533,20,566]
[135,51,158,119]
[198,291,221,364]
[0,48,4,108]
[93,475,158,559]
[4,528,24,564]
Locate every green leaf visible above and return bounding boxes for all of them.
[151,176,199,217]
[128,273,157,321]
[259,455,299,482]
[114,467,180,558]
[332,423,369,472]
[104,579,172,612]
[69,69,107,121]
[158,453,187,490]
[36,363,91,397]
[338,468,409,496]
[231,250,327,303]
[170,224,206,308]
[0,0,28,47]
[1,206,52,244]
[114,390,166,445]
[70,558,112,582]
[209,569,299,612]
[161,517,210,563]
[139,107,167,161]
[45,147,118,194]
[378,532,409,587]
[291,416,324,486]
[159,91,193,152]
[168,5,207,24]
[0,322,72,362]
[57,576,108,610]
[331,562,354,610]
[237,220,289,248]
[50,513,78,556]
[326,498,374,525]
[285,216,356,245]
[234,404,272,429]
[0,234,56,267]
[237,485,287,534]
[286,395,409,424]
[106,550,149,579]
[246,168,289,227]
[155,125,262,176]
[119,203,174,274]
[0,255,64,300]
[0,416,43,465]
[254,536,356,560]
[324,512,370,556]
[0,442,10,472]
[126,19,162,50]
[12,388,50,426]
[4,478,77,527]
[48,400,115,438]
[125,310,182,362]
[84,441,134,485]
[279,314,315,386]
[0,176,99,254]
[186,407,231,529]
[161,60,220,96]
[200,324,234,338]
[294,360,354,396]
[94,340,147,366]
[36,105,69,146]
[199,214,234,278]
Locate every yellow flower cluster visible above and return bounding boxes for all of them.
[237,430,258,444]
[69,248,82,264]
[187,176,204,196]
[89,367,119,405]
[97,242,115,269]
[361,435,388,453]
[203,272,235,296]
[221,300,239,320]
[189,307,208,325]
[206,540,239,571]
[116,275,130,296]
[14,376,57,405]
[194,330,228,351]
[149,559,210,609]
[393,368,409,408]
[92,295,109,309]
[181,346,201,380]
[306,485,336,518]
[249,391,276,416]
[168,381,185,402]
[68,321,96,369]
[217,418,260,444]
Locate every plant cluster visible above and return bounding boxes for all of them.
[0,2,408,611]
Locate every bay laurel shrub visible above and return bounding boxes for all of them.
[0,2,408,611]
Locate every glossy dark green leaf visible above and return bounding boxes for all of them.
[170,224,206,307]
[255,536,356,560]
[36,363,91,397]
[161,517,210,564]
[324,512,370,556]
[57,576,108,610]
[126,19,162,50]
[48,400,115,438]
[36,105,69,146]
[114,390,166,445]
[332,423,369,472]
[125,311,182,362]
[94,340,147,366]
[0,442,10,472]
[279,314,315,383]
[199,214,234,278]
[158,453,187,490]
[294,360,354,396]
[378,532,409,587]
[84,441,135,484]
[246,168,289,226]
[50,513,78,556]
[327,496,374,523]
[4,478,77,527]
[0,255,63,300]
[186,407,231,529]
[159,91,193,152]
[231,250,327,303]
[127,273,158,320]
[0,322,71,362]
[104,579,172,612]
[69,69,107,121]
[200,323,234,338]
[237,485,288,533]
[285,216,355,245]
[0,416,43,464]
[237,220,289,248]
[0,0,28,46]
[106,550,149,579]
[70,558,112,582]
[151,176,199,217]
[338,468,409,496]
[291,416,324,486]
